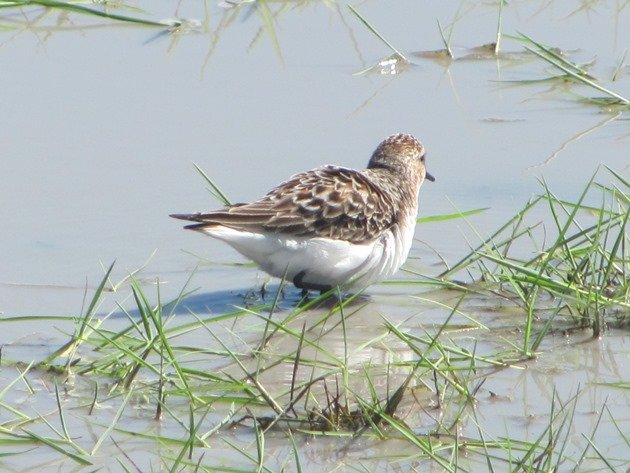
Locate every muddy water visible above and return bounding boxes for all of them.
[1,1,629,471]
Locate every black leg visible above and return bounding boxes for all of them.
[293,270,333,294]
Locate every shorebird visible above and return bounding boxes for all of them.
[171,133,434,293]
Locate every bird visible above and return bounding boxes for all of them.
[171,133,434,294]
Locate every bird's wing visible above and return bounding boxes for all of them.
[170,166,398,243]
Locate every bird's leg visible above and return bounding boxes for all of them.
[313,283,333,293]
[293,270,309,295]
[293,270,333,295]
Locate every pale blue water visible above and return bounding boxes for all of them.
[2,1,628,315]
[0,2,628,471]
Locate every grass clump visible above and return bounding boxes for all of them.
[441,167,629,349]
[516,33,630,107]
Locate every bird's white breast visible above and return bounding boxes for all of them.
[202,208,417,289]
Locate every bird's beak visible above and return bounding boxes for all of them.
[425,171,435,182]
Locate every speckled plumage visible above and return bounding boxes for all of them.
[171,133,434,292]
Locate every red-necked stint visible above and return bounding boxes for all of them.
[171,133,435,293]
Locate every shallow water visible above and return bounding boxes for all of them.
[1,1,629,471]
[3,1,629,314]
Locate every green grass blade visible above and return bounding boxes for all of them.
[519,33,629,104]
[193,162,232,206]
[21,429,92,465]
[417,207,488,223]
[347,4,407,61]
[22,0,173,27]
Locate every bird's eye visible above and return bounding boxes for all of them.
[420,155,425,162]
